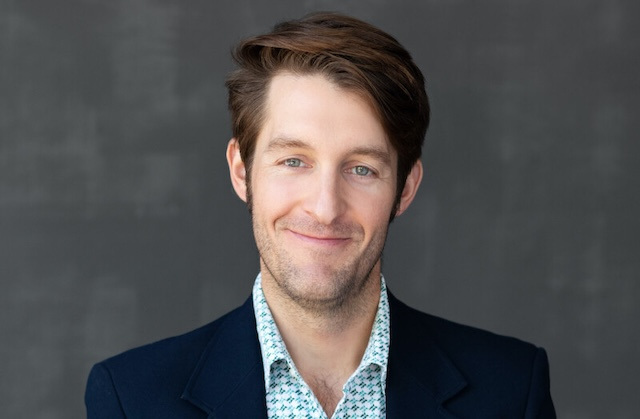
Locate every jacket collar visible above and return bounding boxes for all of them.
[386,293,467,418]
[181,297,267,418]
[181,292,467,418]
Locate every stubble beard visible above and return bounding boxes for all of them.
[247,181,390,319]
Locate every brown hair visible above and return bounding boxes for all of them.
[226,12,430,210]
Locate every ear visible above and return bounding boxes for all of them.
[226,138,248,202]
[395,160,423,217]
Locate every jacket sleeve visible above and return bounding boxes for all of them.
[85,363,127,419]
[524,348,556,419]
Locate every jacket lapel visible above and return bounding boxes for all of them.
[386,293,467,418]
[181,297,267,418]
[180,292,466,418]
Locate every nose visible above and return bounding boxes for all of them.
[304,169,346,225]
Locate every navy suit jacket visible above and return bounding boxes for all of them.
[85,293,556,418]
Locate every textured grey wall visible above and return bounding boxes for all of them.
[1,0,638,417]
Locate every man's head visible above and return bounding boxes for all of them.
[226,12,429,214]
[226,12,428,313]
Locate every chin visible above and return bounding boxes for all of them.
[283,268,368,304]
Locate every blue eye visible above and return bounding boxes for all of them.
[284,158,302,167]
[353,166,372,176]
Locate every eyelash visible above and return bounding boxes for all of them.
[281,158,376,178]
[283,158,304,168]
[350,166,374,177]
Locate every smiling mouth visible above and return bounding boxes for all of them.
[287,229,351,246]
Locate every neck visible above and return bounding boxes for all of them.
[262,269,381,354]
[260,267,382,413]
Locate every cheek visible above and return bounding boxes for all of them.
[347,188,395,229]
[251,175,302,218]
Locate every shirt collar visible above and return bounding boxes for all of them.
[360,276,390,384]
[252,274,290,389]
[252,273,391,389]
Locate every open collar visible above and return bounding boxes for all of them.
[181,292,467,418]
[253,274,392,391]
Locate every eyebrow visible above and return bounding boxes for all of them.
[265,137,311,152]
[349,146,393,165]
[266,136,393,165]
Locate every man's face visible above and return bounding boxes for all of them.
[228,72,419,312]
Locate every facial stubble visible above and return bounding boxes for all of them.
[246,178,392,319]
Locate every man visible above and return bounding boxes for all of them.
[86,12,556,418]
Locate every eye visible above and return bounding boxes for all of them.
[351,165,373,176]
[284,158,302,167]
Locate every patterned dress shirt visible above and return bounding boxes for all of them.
[252,274,390,418]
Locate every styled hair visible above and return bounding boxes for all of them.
[226,12,430,209]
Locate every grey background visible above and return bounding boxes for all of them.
[1,0,638,417]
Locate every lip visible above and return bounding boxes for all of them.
[286,229,351,247]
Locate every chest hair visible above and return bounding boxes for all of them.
[309,375,343,417]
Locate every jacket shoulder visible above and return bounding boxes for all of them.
[101,304,236,376]
[391,294,541,364]
[86,300,251,418]
[389,295,556,417]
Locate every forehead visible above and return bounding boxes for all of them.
[257,72,394,157]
